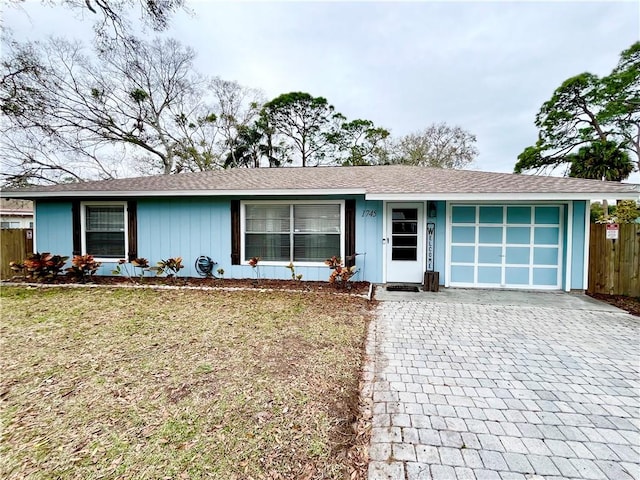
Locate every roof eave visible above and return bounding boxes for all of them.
[1,188,367,199]
[365,192,640,201]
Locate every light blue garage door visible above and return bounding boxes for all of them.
[449,205,563,289]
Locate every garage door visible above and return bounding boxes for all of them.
[449,205,563,289]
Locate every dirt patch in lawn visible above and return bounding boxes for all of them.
[0,286,374,479]
[587,292,640,317]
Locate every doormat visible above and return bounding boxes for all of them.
[386,285,420,292]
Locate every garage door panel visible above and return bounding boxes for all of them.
[533,247,558,265]
[535,206,560,224]
[506,227,530,244]
[451,246,475,263]
[534,227,559,245]
[479,227,502,243]
[533,268,558,286]
[452,206,476,223]
[479,206,502,223]
[478,266,501,284]
[506,247,530,264]
[507,206,531,224]
[450,204,562,290]
[451,265,474,283]
[505,267,529,285]
[452,226,475,243]
[478,246,502,264]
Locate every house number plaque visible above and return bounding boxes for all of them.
[426,222,435,272]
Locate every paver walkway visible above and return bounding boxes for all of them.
[363,289,640,480]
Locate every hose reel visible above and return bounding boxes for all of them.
[195,255,216,277]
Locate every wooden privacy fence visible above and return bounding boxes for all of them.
[1,229,34,279]
[588,223,640,297]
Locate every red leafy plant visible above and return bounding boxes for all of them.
[66,254,102,282]
[10,252,69,282]
[325,256,358,289]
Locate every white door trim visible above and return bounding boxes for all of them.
[384,202,425,283]
[565,201,573,292]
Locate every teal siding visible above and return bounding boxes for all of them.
[135,197,234,279]
[570,200,588,290]
[355,198,383,283]
[35,201,73,257]
[434,201,446,284]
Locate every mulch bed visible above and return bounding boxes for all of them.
[587,292,640,317]
[2,275,372,296]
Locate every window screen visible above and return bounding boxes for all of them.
[85,205,125,257]
[245,203,341,262]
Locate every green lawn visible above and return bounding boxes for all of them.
[0,286,371,479]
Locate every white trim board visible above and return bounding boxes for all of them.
[565,202,573,292]
[367,192,640,201]
[2,188,365,199]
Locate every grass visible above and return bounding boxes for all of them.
[0,286,372,479]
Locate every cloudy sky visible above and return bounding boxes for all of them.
[4,1,640,181]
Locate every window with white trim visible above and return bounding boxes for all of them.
[82,202,127,259]
[243,202,343,263]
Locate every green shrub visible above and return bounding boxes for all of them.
[152,257,185,278]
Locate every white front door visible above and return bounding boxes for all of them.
[386,203,424,283]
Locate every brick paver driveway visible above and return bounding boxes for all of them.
[364,290,639,480]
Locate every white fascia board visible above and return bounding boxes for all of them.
[365,192,640,201]
[4,188,638,201]
[1,188,366,199]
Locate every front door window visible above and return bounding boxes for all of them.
[391,208,418,261]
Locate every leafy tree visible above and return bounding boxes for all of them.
[613,200,640,223]
[515,42,640,175]
[567,141,634,181]
[0,36,231,185]
[591,200,640,224]
[389,123,478,169]
[590,202,605,223]
[260,92,343,167]
[223,121,289,169]
[331,119,390,166]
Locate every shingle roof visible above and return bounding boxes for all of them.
[2,165,639,199]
